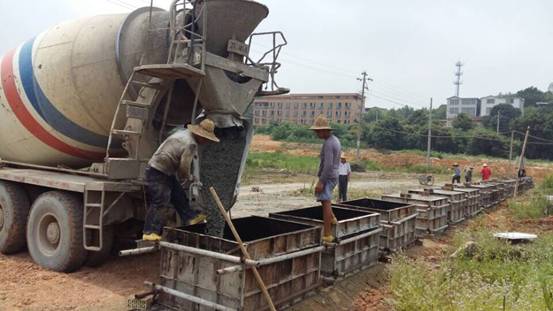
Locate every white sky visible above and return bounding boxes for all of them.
[1,0,552,109]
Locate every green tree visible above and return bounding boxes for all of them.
[517,87,544,107]
[367,117,405,150]
[452,113,474,131]
[481,104,521,133]
[466,128,509,157]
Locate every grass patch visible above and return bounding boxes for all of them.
[390,176,553,311]
[246,152,319,175]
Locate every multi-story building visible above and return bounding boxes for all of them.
[479,94,524,117]
[446,94,524,126]
[252,93,363,126]
[446,96,480,123]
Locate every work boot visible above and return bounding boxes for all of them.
[322,235,336,244]
[187,213,207,226]
[142,233,162,241]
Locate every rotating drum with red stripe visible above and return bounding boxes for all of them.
[0,8,168,167]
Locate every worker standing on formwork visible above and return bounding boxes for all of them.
[464,166,474,184]
[452,163,461,184]
[143,119,220,241]
[311,115,341,243]
[481,163,492,181]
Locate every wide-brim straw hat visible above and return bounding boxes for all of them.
[340,152,347,159]
[310,115,332,130]
[483,163,488,167]
[453,163,459,166]
[187,119,220,143]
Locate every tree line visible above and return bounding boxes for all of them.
[256,86,553,160]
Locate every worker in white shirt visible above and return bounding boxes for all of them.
[338,153,351,202]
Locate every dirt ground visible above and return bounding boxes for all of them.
[0,135,550,310]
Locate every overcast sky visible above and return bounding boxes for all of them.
[1,0,551,109]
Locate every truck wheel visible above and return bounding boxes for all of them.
[85,225,114,267]
[0,181,30,254]
[27,191,86,272]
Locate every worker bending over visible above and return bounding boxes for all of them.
[311,115,341,243]
[143,119,220,241]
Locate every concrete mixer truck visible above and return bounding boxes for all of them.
[0,0,287,272]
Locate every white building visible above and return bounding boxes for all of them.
[479,95,524,117]
[446,96,479,121]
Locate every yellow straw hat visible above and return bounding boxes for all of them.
[310,115,332,130]
[187,119,220,143]
[340,152,346,159]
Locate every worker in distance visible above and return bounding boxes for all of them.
[311,115,341,243]
[142,119,220,241]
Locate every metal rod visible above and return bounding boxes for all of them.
[337,228,383,245]
[216,265,244,275]
[119,246,158,257]
[209,187,277,311]
[427,98,432,168]
[159,241,257,266]
[147,283,237,311]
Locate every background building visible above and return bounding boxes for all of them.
[480,94,524,117]
[252,93,363,126]
[446,94,524,125]
[446,96,480,125]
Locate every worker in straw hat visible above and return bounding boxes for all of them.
[452,163,461,184]
[310,115,341,243]
[338,152,351,202]
[143,119,220,241]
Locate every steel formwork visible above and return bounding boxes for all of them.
[408,188,467,225]
[269,206,381,279]
[450,186,483,217]
[463,183,495,208]
[154,216,323,311]
[381,193,449,236]
[336,198,418,252]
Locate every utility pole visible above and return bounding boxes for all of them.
[509,131,514,161]
[426,98,433,168]
[514,126,530,197]
[356,72,372,160]
[496,111,501,134]
[454,61,463,97]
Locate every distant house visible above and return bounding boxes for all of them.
[446,94,524,126]
[446,96,480,125]
[479,94,524,117]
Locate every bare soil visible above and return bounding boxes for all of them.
[0,135,549,310]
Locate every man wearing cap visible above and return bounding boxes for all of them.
[311,115,341,243]
[452,163,461,184]
[338,153,351,202]
[143,119,220,241]
[481,163,492,181]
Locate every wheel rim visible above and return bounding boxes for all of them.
[0,204,4,230]
[37,213,61,256]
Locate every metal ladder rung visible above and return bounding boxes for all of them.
[112,129,142,136]
[85,203,102,208]
[122,100,152,108]
[129,80,164,90]
[85,225,101,230]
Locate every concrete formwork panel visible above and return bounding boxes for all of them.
[336,198,418,252]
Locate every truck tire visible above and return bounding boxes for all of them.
[0,181,30,254]
[85,225,114,267]
[26,191,86,272]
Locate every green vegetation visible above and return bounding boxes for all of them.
[257,86,553,160]
[246,152,319,175]
[390,177,553,310]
